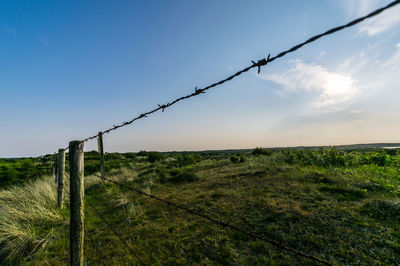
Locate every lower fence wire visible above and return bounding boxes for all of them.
[85,195,146,265]
[94,174,333,265]
[64,173,145,265]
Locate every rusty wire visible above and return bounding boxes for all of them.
[72,0,400,145]
[94,174,332,265]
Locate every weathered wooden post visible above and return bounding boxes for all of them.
[69,141,84,266]
[57,149,66,208]
[98,132,105,179]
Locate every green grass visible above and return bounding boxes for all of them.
[1,149,399,265]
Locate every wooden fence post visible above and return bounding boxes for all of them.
[69,141,84,266]
[98,132,105,179]
[57,149,66,208]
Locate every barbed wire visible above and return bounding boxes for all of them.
[72,0,400,145]
[93,174,332,265]
[52,1,400,264]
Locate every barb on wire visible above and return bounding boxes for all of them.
[93,174,332,265]
[194,87,205,94]
[252,54,270,74]
[76,0,399,144]
[85,198,146,265]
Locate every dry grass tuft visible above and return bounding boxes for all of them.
[0,177,68,261]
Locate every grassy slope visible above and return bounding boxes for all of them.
[2,151,400,265]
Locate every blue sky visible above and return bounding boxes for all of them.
[1,0,400,157]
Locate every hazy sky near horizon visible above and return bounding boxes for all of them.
[1,0,400,157]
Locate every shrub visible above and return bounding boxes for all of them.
[168,168,199,183]
[85,150,99,159]
[174,153,202,167]
[104,153,123,161]
[252,148,273,156]
[156,167,199,184]
[384,149,398,156]
[137,150,148,157]
[0,159,46,188]
[124,153,137,160]
[230,154,246,163]
[84,160,100,175]
[280,148,375,167]
[370,151,391,167]
[230,155,240,163]
[362,200,400,219]
[147,152,165,163]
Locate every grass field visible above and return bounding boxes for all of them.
[1,148,399,265]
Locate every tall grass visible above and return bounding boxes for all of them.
[0,176,69,262]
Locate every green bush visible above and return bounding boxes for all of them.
[362,200,400,219]
[0,159,47,187]
[124,153,136,160]
[156,167,199,184]
[252,148,273,156]
[84,160,100,175]
[85,151,99,160]
[147,152,165,163]
[104,153,123,161]
[279,148,400,168]
[230,154,246,163]
[370,151,391,167]
[137,150,148,157]
[168,168,199,183]
[174,153,202,167]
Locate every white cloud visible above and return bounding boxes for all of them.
[342,0,382,17]
[341,1,400,36]
[358,5,400,36]
[261,60,360,111]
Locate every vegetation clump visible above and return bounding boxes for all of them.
[174,153,202,167]
[157,167,199,184]
[147,152,165,163]
[252,147,273,156]
[0,177,68,262]
[281,148,400,167]
[0,159,50,188]
[230,154,246,163]
[362,200,400,219]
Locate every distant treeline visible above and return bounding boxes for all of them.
[1,147,399,188]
